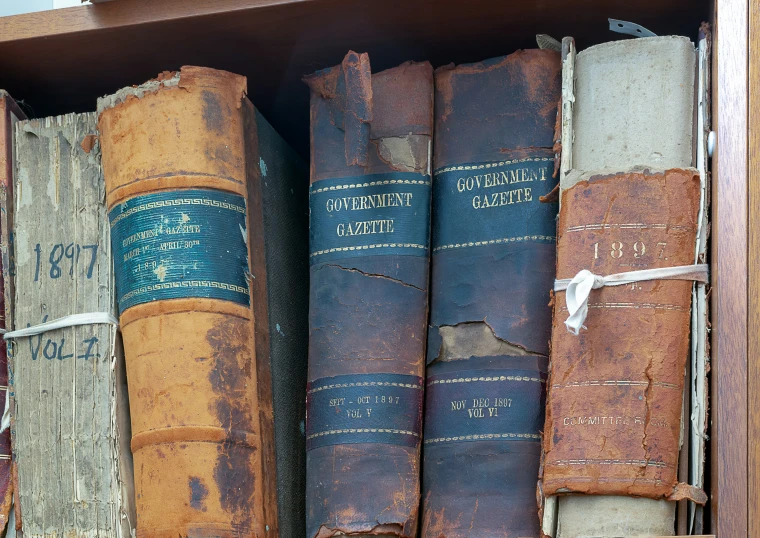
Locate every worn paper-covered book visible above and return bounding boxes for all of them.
[12,113,134,538]
[304,53,433,538]
[421,50,560,538]
[541,36,707,538]
[98,66,308,538]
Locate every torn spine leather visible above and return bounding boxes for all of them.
[541,35,706,538]
[304,53,433,538]
[421,50,561,538]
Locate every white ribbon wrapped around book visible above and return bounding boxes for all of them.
[0,312,119,340]
[0,312,119,433]
[554,264,709,335]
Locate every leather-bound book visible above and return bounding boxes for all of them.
[542,36,701,537]
[98,66,308,538]
[304,53,433,538]
[12,113,134,537]
[0,91,23,534]
[422,50,561,537]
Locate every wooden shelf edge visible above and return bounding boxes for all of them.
[0,0,307,43]
[713,0,749,536]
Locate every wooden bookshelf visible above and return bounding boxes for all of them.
[0,0,750,536]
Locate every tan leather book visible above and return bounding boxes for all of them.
[541,36,704,537]
[98,66,308,538]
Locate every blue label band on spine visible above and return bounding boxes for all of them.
[432,158,558,252]
[109,189,250,313]
[424,368,546,445]
[306,373,423,450]
[309,172,431,265]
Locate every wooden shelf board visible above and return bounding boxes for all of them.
[0,0,296,43]
[713,0,748,537]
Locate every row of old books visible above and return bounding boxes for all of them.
[0,30,709,538]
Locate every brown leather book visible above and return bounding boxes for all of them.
[544,168,700,501]
[0,91,24,534]
[98,66,308,538]
[304,53,433,538]
[422,50,561,538]
[541,36,704,538]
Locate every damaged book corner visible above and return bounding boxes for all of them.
[422,49,560,538]
[304,52,433,538]
[540,28,711,538]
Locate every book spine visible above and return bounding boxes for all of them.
[422,50,560,538]
[545,36,698,538]
[0,93,23,534]
[98,67,271,538]
[544,169,700,499]
[12,113,132,537]
[304,53,433,538]
[243,104,309,538]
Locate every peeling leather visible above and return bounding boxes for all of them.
[422,49,560,538]
[305,55,433,538]
[542,169,701,501]
[99,67,271,538]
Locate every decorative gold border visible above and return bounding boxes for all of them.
[424,432,541,444]
[110,197,246,227]
[310,178,430,194]
[548,458,674,469]
[308,380,422,394]
[557,302,688,312]
[563,223,695,233]
[434,156,553,175]
[120,280,249,304]
[310,243,427,258]
[307,428,420,440]
[427,374,544,385]
[433,234,555,253]
[552,379,679,390]
[543,477,668,485]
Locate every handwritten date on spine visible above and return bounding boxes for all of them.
[33,243,99,281]
[23,316,100,361]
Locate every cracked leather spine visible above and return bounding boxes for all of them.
[543,36,700,537]
[543,169,700,501]
[422,50,561,538]
[98,66,308,538]
[304,53,433,538]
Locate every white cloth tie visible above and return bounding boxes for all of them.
[0,312,119,433]
[554,264,709,335]
[0,312,119,340]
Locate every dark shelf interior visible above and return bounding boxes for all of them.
[0,0,711,163]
